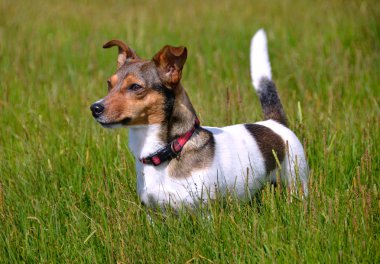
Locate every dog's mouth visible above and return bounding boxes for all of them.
[98,117,132,128]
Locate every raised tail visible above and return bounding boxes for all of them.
[250,29,288,127]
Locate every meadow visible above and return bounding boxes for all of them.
[0,0,379,262]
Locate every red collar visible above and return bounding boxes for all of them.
[139,118,200,166]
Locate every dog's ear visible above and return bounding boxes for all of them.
[103,40,140,69]
[152,45,187,87]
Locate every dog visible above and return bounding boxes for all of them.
[90,29,308,210]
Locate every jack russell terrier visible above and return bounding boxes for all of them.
[90,29,308,210]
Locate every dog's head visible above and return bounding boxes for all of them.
[90,40,187,128]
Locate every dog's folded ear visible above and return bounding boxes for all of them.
[103,40,140,69]
[152,45,187,88]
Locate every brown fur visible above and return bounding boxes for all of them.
[101,63,168,126]
[153,45,187,87]
[244,124,285,173]
[103,40,139,69]
[107,74,119,90]
[257,77,288,127]
[167,128,215,179]
[102,87,167,126]
[167,85,197,140]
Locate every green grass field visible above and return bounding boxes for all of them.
[1,0,379,262]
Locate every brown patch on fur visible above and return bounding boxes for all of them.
[150,83,197,144]
[167,85,197,140]
[108,74,119,89]
[262,105,288,126]
[244,124,285,173]
[103,39,140,69]
[121,75,144,90]
[102,72,168,126]
[257,77,288,127]
[152,45,187,88]
[167,128,215,179]
[103,89,167,126]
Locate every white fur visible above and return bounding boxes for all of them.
[129,125,168,207]
[129,121,308,209]
[250,29,272,90]
[129,124,165,158]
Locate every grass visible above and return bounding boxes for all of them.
[0,0,379,262]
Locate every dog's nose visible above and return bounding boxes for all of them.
[90,103,104,118]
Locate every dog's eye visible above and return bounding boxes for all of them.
[128,83,143,92]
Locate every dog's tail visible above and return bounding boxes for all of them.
[250,29,288,127]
